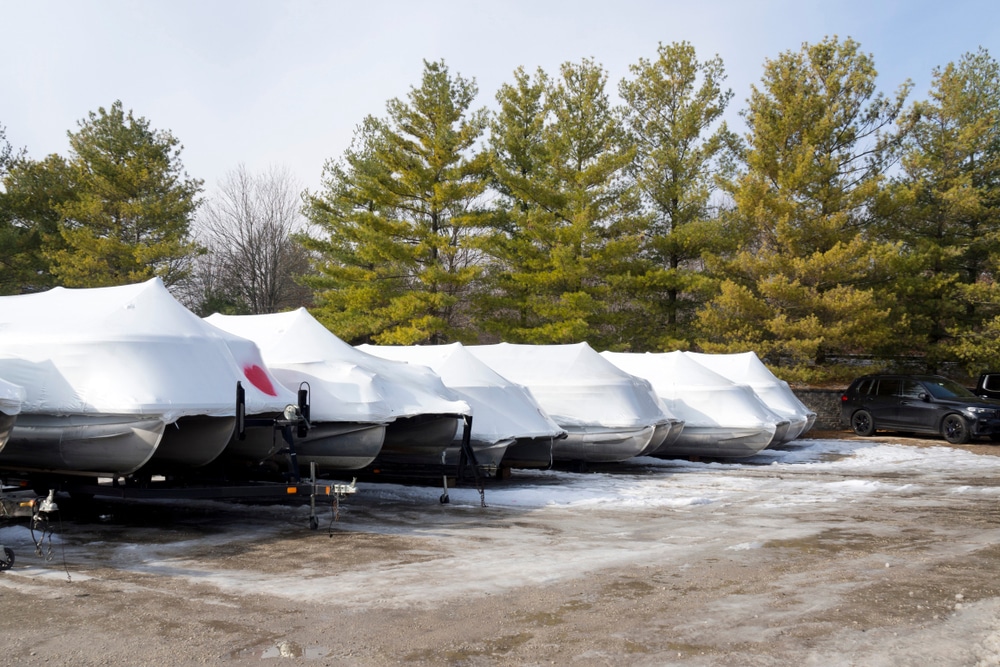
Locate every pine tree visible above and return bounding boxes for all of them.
[698,37,909,382]
[301,60,489,344]
[0,124,18,175]
[479,59,639,348]
[0,151,69,294]
[42,101,203,287]
[618,41,739,350]
[883,48,1000,371]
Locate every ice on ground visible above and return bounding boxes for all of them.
[6,438,1000,612]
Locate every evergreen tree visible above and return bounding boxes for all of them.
[0,123,20,176]
[480,59,639,348]
[698,37,909,382]
[0,147,68,293]
[3,103,203,290]
[476,67,554,340]
[44,101,203,287]
[618,41,739,350]
[883,48,1000,371]
[301,60,489,344]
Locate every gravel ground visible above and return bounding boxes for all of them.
[2,431,1000,666]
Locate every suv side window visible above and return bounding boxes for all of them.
[985,375,1000,392]
[875,378,901,397]
[855,378,874,396]
[900,380,924,399]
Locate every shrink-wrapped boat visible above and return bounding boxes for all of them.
[602,351,788,458]
[0,377,25,455]
[466,343,682,463]
[0,279,294,476]
[206,310,471,470]
[685,351,816,442]
[359,343,566,471]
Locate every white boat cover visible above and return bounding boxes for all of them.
[685,351,816,438]
[205,309,471,422]
[0,278,296,421]
[0,377,25,416]
[466,343,674,430]
[601,351,785,433]
[358,343,566,444]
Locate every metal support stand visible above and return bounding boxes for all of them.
[439,416,487,507]
[457,415,487,507]
[278,423,301,482]
[308,462,319,530]
[440,474,450,504]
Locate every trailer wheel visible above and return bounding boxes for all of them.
[309,516,319,531]
[0,547,13,571]
[439,493,450,504]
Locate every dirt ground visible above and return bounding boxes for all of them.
[3,430,1000,666]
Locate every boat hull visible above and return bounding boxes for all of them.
[442,437,513,473]
[375,415,462,466]
[775,415,811,443]
[0,413,165,476]
[285,421,387,471]
[554,424,656,463]
[637,420,685,457]
[0,411,15,453]
[217,412,286,464]
[771,420,792,446]
[501,436,554,470]
[651,424,778,459]
[148,415,237,469]
[212,418,389,472]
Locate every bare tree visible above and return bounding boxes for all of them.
[194,165,312,315]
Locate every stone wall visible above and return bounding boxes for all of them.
[793,388,847,431]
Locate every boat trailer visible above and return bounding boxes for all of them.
[0,384,358,570]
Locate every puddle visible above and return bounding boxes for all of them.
[260,641,329,659]
[406,632,533,662]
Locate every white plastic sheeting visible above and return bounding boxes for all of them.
[0,278,295,421]
[466,343,679,462]
[685,351,816,440]
[0,377,23,455]
[467,343,672,429]
[206,310,470,423]
[602,351,785,458]
[0,377,25,416]
[358,343,565,445]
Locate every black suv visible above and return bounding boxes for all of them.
[840,374,1000,444]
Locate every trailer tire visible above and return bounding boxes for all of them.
[0,547,13,570]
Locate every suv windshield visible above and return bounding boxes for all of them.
[922,377,976,400]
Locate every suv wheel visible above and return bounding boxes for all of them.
[941,414,970,444]
[851,409,875,436]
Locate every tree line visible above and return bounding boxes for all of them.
[1,36,998,384]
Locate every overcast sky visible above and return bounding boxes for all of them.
[2,0,997,197]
